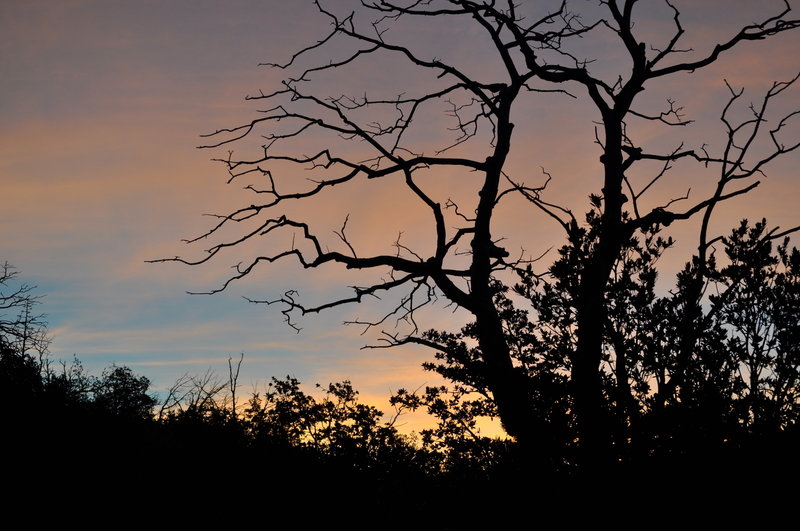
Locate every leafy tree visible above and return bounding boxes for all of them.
[244,376,424,473]
[771,241,800,427]
[155,1,800,468]
[710,220,800,433]
[390,383,514,476]
[93,365,157,421]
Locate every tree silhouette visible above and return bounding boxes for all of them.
[1,262,51,440]
[93,365,157,421]
[154,1,800,468]
[0,261,50,357]
[710,220,800,433]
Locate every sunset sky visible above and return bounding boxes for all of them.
[3,0,799,421]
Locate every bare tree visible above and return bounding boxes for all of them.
[0,261,50,358]
[157,368,229,419]
[153,1,800,467]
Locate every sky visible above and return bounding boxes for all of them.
[2,0,799,427]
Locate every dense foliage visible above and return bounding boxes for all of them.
[404,217,800,478]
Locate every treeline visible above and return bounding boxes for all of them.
[0,261,508,493]
[2,217,799,515]
[0,344,503,477]
[0,259,507,520]
[0,343,513,522]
